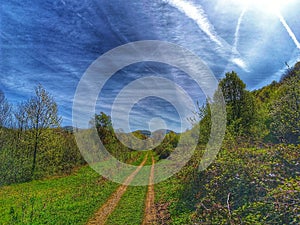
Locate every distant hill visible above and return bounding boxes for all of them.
[62,126,76,133]
[137,130,151,137]
[136,129,177,137]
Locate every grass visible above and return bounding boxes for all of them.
[0,165,120,225]
[0,151,152,225]
[0,150,157,225]
[153,148,205,224]
[1,144,298,224]
[105,185,148,225]
[154,175,195,224]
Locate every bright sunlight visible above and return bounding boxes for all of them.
[232,0,296,13]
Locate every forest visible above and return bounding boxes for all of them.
[0,62,299,224]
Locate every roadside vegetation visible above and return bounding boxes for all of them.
[153,62,300,224]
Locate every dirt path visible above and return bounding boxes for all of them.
[87,155,148,225]
[142,156,157,225]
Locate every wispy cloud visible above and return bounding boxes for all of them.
[231,58,248,71]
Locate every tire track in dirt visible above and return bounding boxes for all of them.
[142,156,157,225]
[87,154,148,225]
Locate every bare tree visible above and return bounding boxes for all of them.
[0,90,11,128]
[24,85,61,177]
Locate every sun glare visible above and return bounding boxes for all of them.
[234,0,296,13]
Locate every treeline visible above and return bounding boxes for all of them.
[167,62,300,224]
[197,62,300,146]
[93,112,141,163]
[93,112,179,162]
[255,62,300,144]
[150,62,299,224]
[153,62,300,161]
[0,85,84,186]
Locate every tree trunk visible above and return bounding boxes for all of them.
[31,130,39,178]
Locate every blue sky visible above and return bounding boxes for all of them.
[1,0,300,132]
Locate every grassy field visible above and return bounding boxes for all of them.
[0,165,119,225]
[1,146,298,225]
[0,151,148,225]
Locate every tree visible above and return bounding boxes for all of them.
[14,102,29,135]
[270,76,300,144]
[192,100,211,145]
[0,90,11,127]
[24,85,61,177]
[219,71,256,137]
[94,112,114,145]
[153,131,179,159]
[93,112,134,161]
[280,61,300,82]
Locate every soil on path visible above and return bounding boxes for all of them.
[142,156,157,225]
[87,155,148,225]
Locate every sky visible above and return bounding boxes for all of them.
[1,0,300,132]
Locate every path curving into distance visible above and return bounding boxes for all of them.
[142,156,157,225]
[87,154,148,225]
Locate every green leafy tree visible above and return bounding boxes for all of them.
[153,131,179,159]
[219,71,256,137]
[94,112,125,160]
[270,76,300,144]
[94,112,114,145]
[194,101,211,145]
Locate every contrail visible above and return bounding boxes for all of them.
[231,7,249,71]
[167,0,248,71]
[233,7,247,52]
[167,0,223,47]
[276,11,300,50]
